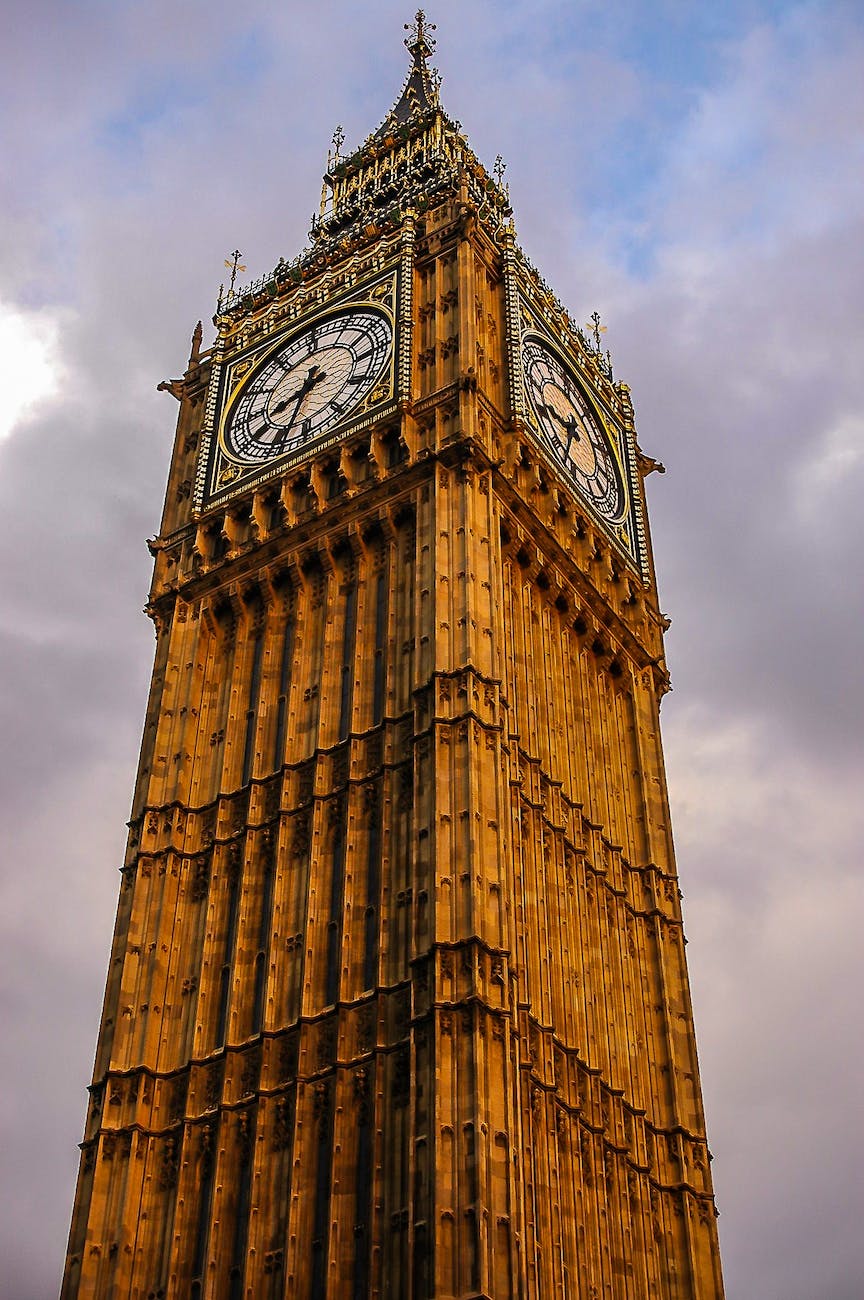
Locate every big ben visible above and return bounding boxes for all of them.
[62,14,724,1299]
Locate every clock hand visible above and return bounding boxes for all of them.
[271,364,327,417]
[563,414,581,444]
[541,402,581,440]
[272,366,328,450]
[270,392,308,452]
[246,393,306,447]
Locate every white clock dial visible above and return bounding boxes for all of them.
[222,307,392,465]
[522,335,625,523]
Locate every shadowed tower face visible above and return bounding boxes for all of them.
[62,13,724,1299]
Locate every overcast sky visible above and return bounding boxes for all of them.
[1,2,862,1297]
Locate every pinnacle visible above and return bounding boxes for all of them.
[373,9,441,141]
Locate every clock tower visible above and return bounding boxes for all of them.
[62,14,724,1298]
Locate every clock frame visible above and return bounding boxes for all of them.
[195,271,399,510]
[516,300,645,573]
[521,332,626,525]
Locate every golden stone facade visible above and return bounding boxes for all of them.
[63,17,724,1299]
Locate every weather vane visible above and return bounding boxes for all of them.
[586,310,607,352]
[224,249,247,295]
[405,9,436,55]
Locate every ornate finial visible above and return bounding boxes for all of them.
[224,249,246,297]
[331,124,345,164]
[404,9,436,61]
[586,310,607,352]
[493,155,507,187]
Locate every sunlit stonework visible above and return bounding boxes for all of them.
[62,13,724,1298]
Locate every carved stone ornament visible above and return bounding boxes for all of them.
[158,1133,180,1190]
[272,1095,293,1152]
[313,1080,330,1123]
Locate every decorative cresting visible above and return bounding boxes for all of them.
[62,13,724,1300]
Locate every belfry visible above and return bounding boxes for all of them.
[63,14,724,1298]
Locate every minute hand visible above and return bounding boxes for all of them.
[271,365,327,447]
[542,402,581,436]
[541,404,583,458]
[272,365,327,418]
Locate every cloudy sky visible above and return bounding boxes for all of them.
[1,1,862,1296]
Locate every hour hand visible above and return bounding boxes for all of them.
[542,403,581,440]
[271,365,327,418]
[541,401,565,424]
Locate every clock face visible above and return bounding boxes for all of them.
[522,335,626,523]
[221,307,392,465]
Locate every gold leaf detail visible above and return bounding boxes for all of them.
[366,382,391,406]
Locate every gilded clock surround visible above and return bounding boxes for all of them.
[220,307,393,463]
[199,270,401,509]
[62,13,724,1300]
[516,295,643,568]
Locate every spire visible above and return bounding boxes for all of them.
[374,9,441,140]
[227,9,512,306]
